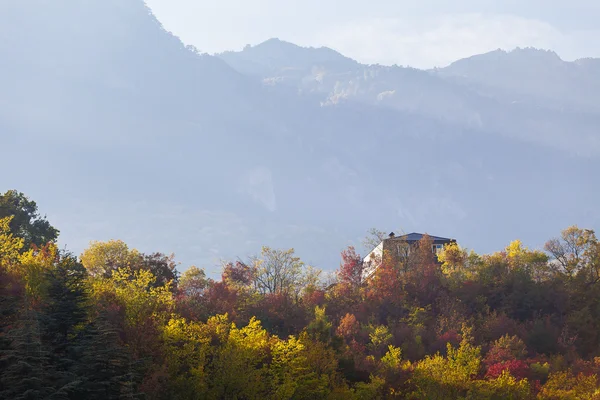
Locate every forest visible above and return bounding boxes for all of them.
[1,189,600,399]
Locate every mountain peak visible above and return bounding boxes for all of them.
[218,38,358,76]
[439,46,566,77]
[252,38,299,49]
[244,38,352,62]
[508,47,563,62]
[449,47,563,67]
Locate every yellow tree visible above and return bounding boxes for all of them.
[89,268,174,359]
[161,317,211,398]
[410,327,481,399]
[17,243,60,301]
[505,240,550,281]
[208,317,270,399]
[2,216,63,302]
[81,239,140,277]
[0,216,24,267]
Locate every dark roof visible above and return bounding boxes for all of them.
[394,232,454,242]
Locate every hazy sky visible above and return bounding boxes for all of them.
[146,0,600,68]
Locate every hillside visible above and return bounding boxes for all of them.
[436,48,600,114]
[1,0,599,272]
[2,194,600,398]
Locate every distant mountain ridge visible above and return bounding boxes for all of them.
[1,1,598,274]
[219,38,358,78]
[218,41,600,155]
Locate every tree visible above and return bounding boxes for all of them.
[0,190,59,250]
[222,261,255,289]
[81,240,139,278]
[538,370,599,399]
[179,266,209,297]
[208,317,270,399]
[176,266,211,321]
[137,252,179,289]
[37,252,90,399]
[76,315,143,399]
[338,246,364,288]
[14,242,61,302]
[252,247,312,297]
[362,228,389,252]
[81,240,179,288]
[438,242,470,280]
[0,306,56,399]
[89,268,174,360]
[410,331,481,399]
[0,216,24,267]
[160,316,210,398]
[407,234,436,271]
[336,313,360,343]
[545,226,597,279]
[306,306,333,344]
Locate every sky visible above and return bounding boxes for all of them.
[145,0,600,68]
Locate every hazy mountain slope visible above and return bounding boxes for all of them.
[436,48,600,114]
[219,38,359,79]
[1,1,598,273]
[218,40,482,126]
[218,42,600,156]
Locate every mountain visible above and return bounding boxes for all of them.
[436,48,600,114]
[219,38,359,79]
[2,0,599,274]
[217,44,600,156]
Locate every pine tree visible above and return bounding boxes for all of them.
[0,305,56,400]
[74,315,144,400]
[41,253,89,398]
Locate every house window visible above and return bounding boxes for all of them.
[432,244,444,255]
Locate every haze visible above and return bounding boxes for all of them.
[1,0,598,275]
[146,0,600,68]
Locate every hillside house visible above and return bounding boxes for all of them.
[362,232,456,279]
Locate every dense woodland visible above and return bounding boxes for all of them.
[1,190,600,399]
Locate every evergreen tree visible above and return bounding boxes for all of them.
[41,253,89,399]
[0,305,56,400]
[74,315,143,400]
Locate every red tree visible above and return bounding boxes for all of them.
[338,246,364,288]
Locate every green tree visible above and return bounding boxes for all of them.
[0,190,59,250]
[40,252,89,398]
[75,314,143,399]
[0,305,56,399]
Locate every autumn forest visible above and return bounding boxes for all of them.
[1,189,600,399]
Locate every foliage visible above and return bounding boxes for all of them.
[4,193,600,399]
[252,247,315,297]
[538,371,600,399]
[81,239,139,277]
[339,246,365,288]
[0,190,59,250]
[0,216,24,266]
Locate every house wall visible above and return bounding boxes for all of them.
[362,241,383,280]
[362,236,456,280]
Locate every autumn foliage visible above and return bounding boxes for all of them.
[2,190,600,399]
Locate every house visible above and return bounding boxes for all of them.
[362,232,456,279]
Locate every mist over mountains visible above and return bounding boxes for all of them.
[1,0,598,275]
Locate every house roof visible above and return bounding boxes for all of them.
[392,232,454,242]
